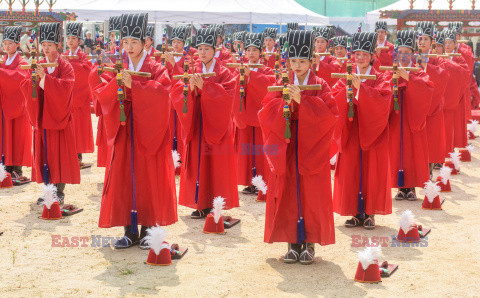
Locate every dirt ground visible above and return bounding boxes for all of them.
[0,116,479,297]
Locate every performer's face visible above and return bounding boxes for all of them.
[417,36,432,53]
[315,38,327,53]
[110,32,116,41]
[377,30,386,42]
[216,36,223,47]
[264,38,275,49]
[435,44,444,54]
[233,41,244,53]
[398,47,413,66]
[123,38,144,57]
[246,46,260,62]
[198,44,215,63]
[86,33,92,39]
[42,42,59,57]
[335,46,347,58]
[354,51,372,68]
[172,39,184,53]
[66,36,80,50]
[2,40,19,55]
[290,58,311,77]
[145,37,153,49]
[444,39,456,53]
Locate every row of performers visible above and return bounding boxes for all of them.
[0,14,476,264]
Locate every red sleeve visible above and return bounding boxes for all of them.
[470,77,480,109]
[69,54,93,108]
[316,57,341,86]
[425,60,449,116]
[132,65,172,155]
[0,63,28,119]
[403,71,434,132]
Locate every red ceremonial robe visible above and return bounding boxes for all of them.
[388,67,434,188]
[233,65,276,191]
[63,49,94,154]
[263,50,277,69]
[214,47,233,66]
[373,41,394,71]
[454,48,473,148]
[146,46,161,63]
[422,57,449,163]
[171,59,239,210]
[21,56,80,184]
[332,67,392,216]
[87,68,114,167]
[259,71,337,245]
[0,53,32,167]
[93,55,177,228]
[315,55,341,87]
[470,78,480,110]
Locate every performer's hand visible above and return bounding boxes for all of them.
[121,70,132,88]
[196,75,204,90]
[190,74,202,91]
[351,73,361,90]
[164,52,175,66]
[289,85,301,104]
[398,68,409,81]
[35,66,46,79]
[375,47,382,56]
[243,65,251,77]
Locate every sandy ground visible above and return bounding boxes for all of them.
[1,116,479,297]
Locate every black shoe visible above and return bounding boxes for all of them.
[114,235,139,249]
[37,197,44,205]
[363,215,375,230]
[345,214,364,228]
[191,208,212,219]
[284,243,302,264]
[139,226,150,250]
[299,243,315,265]
[433,163,443,170]
[241,186,257,195]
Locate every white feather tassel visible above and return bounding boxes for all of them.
[42,184,58,209]
[252,175,267,195]
[0,164,7,182]
[212,196,226,224]
[330,154,337,166]
[424,181,441,203]
[358,239,382,270]
[439,165,452,185]
[466,145,474,154]
[449,152,461,170]
[469,120,479,134]
[172,150,181,169]
[399,209,416,233]
[144,225,169,255]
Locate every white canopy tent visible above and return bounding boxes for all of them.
[365,0,474,30]
[2,0,329,25]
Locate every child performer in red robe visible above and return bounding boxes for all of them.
[373,21,394,71]
[93,13,177,249]
[332,32,393,229]
[144,24,161,63]
[389,30,434,201]
[21,23,80,203]
[210,24,233,66]
[416,22,449,172]
[333,36,348,73]
[64,22,95,167]
[170,27,239,219]
[259,30,338,264]
[313,27,341,88]
[0,26,32,184]
[232,33,276,199]
[263,28,278,69]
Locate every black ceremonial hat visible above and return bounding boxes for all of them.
[278,35,287,50]
[39,22,62,44]
[435,31,446,46]
[333,35,348,48]
[233,31,246,43]
[416,21,434,38]
[145,24,155,40]
[66,22,83,39]
[287,30,315,60]
[315,26,331,41]
[287,22,299,31]
[444,28,457,41]
[209,24,225,37]
[195,27,217,47]
[352,32,377,54]
[109,16,122,33]
[172,26,188,41]
[448,22,463,34]
[264,28,278,40]
[375,21,387,32]
[120,13,148,41]
[396,30,417,50]
[3,26,22,43]
[244,33,264,50]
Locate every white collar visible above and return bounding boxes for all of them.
[147,47,153,55]
[249,60,260,72]
[294,69,310,85]
[174,56,182,63]
[356,65,372,82]
[266,47,274,53]
[69,47,79,56]
[399,61,413,74]
[202,58,216,73]
[6,51,18,65]
[128,50,147,72]
[319,51,328,61]
[377,40,386,47]
[214,49,220,58]
[46,55,58,74]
